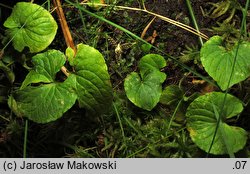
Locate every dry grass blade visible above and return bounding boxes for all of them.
[141,16,156,39]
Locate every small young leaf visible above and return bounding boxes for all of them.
[66,47,75,63]
[124,54,167,111]
[141,43,152,53]
[201,36,250,90]
[68,44,113,114]
[88,0,105,10]
[139,54,166,77]
[186,92,247,155]
[21,50,66,89]
[3,2,58,53]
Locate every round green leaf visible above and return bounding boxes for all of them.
[186,92,247,155]
[3,2,58,53]
[200,36,250,90]
[139,54,166,77]
[68,44,113,114]
[124,70,166,111]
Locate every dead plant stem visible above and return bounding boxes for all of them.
[53,0,76,77]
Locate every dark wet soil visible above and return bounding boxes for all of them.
[109,0,216,56]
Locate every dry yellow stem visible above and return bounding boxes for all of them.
[141,16,156,39]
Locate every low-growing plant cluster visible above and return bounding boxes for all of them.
[0,0,249,157]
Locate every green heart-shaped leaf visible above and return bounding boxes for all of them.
[21,50,66,89]
[201,36,250,90]
[125,71,166,111]
[124,54,166,111]
[68,44,113,114]
[186,92,247,155]
[9,50,77,123]
[4,2,57,53]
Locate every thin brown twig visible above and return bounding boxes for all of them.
[52,0,76,77]
[52,0,76,53]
